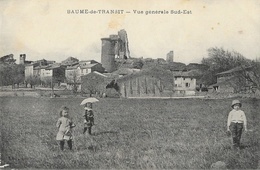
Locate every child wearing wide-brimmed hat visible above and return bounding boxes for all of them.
[227,100,247,149]
[83,102,94,135]
[56,106,76,150]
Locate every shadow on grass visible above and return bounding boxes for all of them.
[239,144,251,150]
[222,143,252,151]
[87,145,99,152]
[92,131,118,136]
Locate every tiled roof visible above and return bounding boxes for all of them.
[33,65,50,70]
[33,63,62,70]
[216,66,252,75]
[66,63,98,70]
[45,64,62,70]
[79,60,98,64]
[116,66,173,84]
[112,68,140,75]
[209,77,237,87]
[172,70,201,77]
[92,71,108,77]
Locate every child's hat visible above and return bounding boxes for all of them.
[231,100,242,108]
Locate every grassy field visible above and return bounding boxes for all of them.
[0,97,259,169]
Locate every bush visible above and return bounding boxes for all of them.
[196,87,208,92]
[105,88,120,98]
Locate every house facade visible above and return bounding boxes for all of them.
[65,60,105,91]
[43,65,66,84]
[173,71,197,95]
[210,66,252,93]
[25,61,65,87]
[25,64,34,78]
[24,59,54,79]
[65,62,104,82]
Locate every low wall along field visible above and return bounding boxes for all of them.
[0,97,259,169]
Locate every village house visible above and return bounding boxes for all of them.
[43,64,66,85]
[33,65,49,79]
[61,56,79,66]
[173,70,197,95]
[24,59,55,79]
[25,64,34,78]
[25,61,46,79]
[25,63,65,87]
[81,66,199,98]
[65,60,105,90]
[209,66,252,93]
[114,67,174,98]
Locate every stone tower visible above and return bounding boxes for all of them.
[117,29,130,59]
[101,29,131,72]
[166,51,174,63]
[101,37,117,73]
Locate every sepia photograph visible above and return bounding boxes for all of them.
[0,0,259,169]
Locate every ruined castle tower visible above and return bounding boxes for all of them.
[101,36,117,73]
[117,29,130,59]
[101,29,131,73]
[20,54,26,64]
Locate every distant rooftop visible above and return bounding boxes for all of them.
[66,63,98,70]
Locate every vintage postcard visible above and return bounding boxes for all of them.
[0,0,259,169]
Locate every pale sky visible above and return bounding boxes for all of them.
[0,0,259,64]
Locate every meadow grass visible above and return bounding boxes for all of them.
[0,97,259,169]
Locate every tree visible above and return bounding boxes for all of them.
[66,70,80,94]
[0,65,5,86]
[25,76,40,88]
[13,64,25,88]
[201,47,251,86]
[42,76,53,88]
[132,59,144,69]
[236,61,260,92]
[0,64,12,86]
[0,63,25,88]
[82,73,107,97]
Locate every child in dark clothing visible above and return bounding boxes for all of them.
[83,103,94,135]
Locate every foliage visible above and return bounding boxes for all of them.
[247,61,260,90]
[25,75,41,88]
[104,88,120,98]
[13,64,25,87]
[186,63,209,71]
[106,80,120,91]
[132,59,144,69]
[66,70,80,93]
[53,67,66,84]
[42,76,53,88]
[142,61,186,71]
[1,97,259,169]
[201,47,251,86]
[0,54,16,64]
[0,64,25,88]
[238,61,260,91]
[81,73,107,96]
